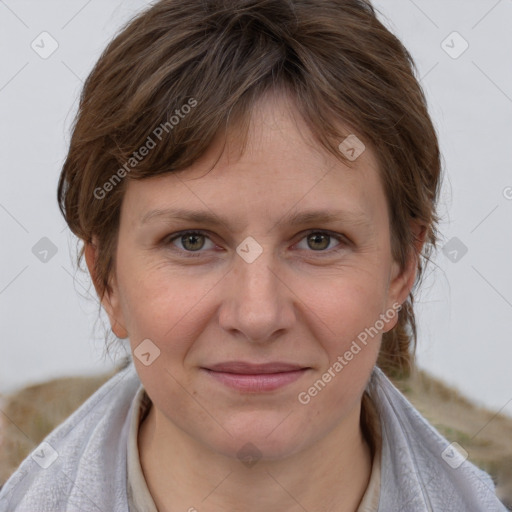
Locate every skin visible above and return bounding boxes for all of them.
[85,90,424,512]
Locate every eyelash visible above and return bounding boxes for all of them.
[163,230,349,258]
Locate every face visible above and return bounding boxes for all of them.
[87,92,418,461]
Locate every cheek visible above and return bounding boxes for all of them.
[117,262,221,355]
[305,270,389,344]
[298,272,387,396]
[298,277,384,398]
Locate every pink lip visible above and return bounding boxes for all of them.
[201,361,310,392]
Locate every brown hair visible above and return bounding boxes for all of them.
[57,0,442,386]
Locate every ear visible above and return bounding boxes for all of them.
[84,238,128,339]
[383,221,427,331]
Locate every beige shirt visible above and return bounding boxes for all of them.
[127,387,381,512]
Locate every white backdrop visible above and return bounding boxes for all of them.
[1,1,511,420]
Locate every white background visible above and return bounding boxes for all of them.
[1,0,511,422]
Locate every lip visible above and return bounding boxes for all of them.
[205,361,307,374]
[201,361,310,392]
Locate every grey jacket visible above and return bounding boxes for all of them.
[0,362,508,511]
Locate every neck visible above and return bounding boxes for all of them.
[138,400,373,512]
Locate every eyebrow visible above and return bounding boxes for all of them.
[139,207,371,231]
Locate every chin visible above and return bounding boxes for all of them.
[204,413,312,463]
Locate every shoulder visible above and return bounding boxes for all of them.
[367,367,508,512]
[0,362,142,512]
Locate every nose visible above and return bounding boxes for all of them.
[218,245,296,343]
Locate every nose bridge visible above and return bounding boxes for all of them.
[219,242,293,342]
[238,248,278,299]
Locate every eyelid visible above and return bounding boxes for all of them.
[164,229,349,257]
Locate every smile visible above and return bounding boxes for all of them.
[201,362,311,392]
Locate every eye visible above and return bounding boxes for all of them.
[164,229,348,258]
[167,230,216,256]
[294,230,347,255]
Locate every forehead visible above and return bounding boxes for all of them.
[122,94,387,234]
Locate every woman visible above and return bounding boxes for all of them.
[0,0,507,510]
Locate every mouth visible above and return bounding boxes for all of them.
[200,361,311,392]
